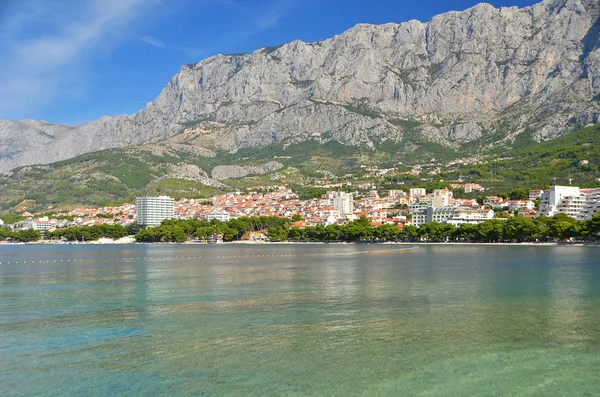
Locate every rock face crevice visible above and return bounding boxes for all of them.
[1,0,599,172]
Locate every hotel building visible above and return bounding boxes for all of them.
[538,186,600,220]
[412,206,494,227]
[136,196,175,227]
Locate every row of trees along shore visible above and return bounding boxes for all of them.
[0,224,133,242]
[136,214,600,243]
[1,213,600,243]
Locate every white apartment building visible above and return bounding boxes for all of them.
[507,200,535,211]
[529,189,545,201]
[332,191,354,215]
[136,196,175,227]
[412,206,460,227]
[17,217,57,231]
[393,196,411,206]
[33,217,57,231]
[388,190,407,198]
[538,186,600,220]
[432,188,453,207]
[582,188,600,220]
[206,210,231,222]
[412,207,494,227]
[318,208,341,219]
[445,209,495,226]
[409,188,426,198]
[538,186,582,219]
[484,196,505,208]
[409,195,430,210]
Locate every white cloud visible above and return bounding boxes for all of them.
[138,34,206,58]
[255,0,298,29]
[196,0,299,51]
[0,0,160,120]
[136,0,297,60]
[0,0,299,121]
[140,35,167,49]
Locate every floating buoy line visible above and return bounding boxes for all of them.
[0,247,415,265]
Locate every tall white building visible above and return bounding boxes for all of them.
[539,186,582,219]
[538,186,600,220]
[136,196,174,227]
[432,188,453,207]
[332,192,354,215]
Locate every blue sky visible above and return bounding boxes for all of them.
[0,0,539,126]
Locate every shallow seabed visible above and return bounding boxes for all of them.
[1,244,599,396]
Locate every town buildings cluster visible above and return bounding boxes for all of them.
[538,186,600,220]
[3,185,600,233]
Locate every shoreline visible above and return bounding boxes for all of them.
[17,240,599,247]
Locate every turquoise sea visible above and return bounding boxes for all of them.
[1,244,599,396]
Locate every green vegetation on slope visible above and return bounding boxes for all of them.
[0,147,206,211]
[454,123,600,192]
[146,179,224,200]
[1,123,599,213]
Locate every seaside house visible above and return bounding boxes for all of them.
[507,200,535,211]
[528,189,544,200]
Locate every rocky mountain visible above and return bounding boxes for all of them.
[1,0,599,173]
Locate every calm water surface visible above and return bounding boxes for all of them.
[0,244,599,396]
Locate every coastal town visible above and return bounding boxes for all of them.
[2,183,599,243]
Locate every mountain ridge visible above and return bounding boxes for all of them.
[1,0,599,172]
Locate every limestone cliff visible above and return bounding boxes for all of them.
[1,0,599,172]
